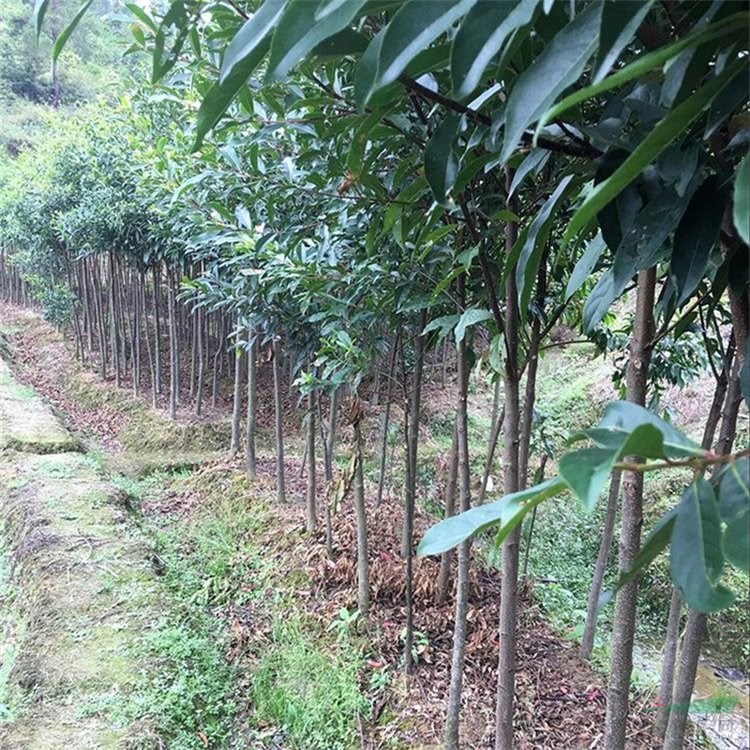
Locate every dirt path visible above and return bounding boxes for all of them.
[0,357,159,749]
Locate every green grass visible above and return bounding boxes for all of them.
[126,616,237,750]
[252,617,370,750]
[0,539,22,723]
[117,467,374,750]
[98,474,266,750]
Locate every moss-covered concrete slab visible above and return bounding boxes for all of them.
[0,360,79,454]
[0,450,160,750]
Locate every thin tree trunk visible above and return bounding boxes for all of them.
[138,268,156,406]
[195,306,205,415]
[132,272,141,395]
[108,253,121,388]
[189,306,197,401]
[662,609,706,750]
[152,264,162,397]
[603,267,657,750]
[117,258,131,381]
[353,409,369,617]
[306,385,317,533]
[273,338,286,503]
[479,378,504,505]
[245,327,257,479]
[495,253,545,749]
[376,333,399,505]
[94,260,107,378]
[437,421,459,605]
[580,472,622,660]
[654,587,682,739]
[663,354,743,750]
[404,310,427,673]
[211,313,224,409]
[230,332,244,456]
[654,340,731,738]
[518,258,545,489]
[83,259,94,354]
[325,386,340,483]
[444,275,472,749]
[167,268,178,420]
[713,355,743,458]
[495,172,522,750]
[521,455,548,579]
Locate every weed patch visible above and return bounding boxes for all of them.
[252,617,369,750]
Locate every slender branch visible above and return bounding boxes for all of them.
[538,337,592,353]
[224,0,250,20]
[651,284,714,346]
[459,198,506,338]
[309,73,425,148]
[697,301,721,383]
[614,447,750,475]
[399,74,602,159]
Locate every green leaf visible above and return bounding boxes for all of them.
[582,267,617,333]
[499,1,602,165]
[417,477,567,556]
[559,447,617,513]
[32,0,50,41]
[583,183,697,331]
[220,0,286,85]
[501,221,530,286]
[593,0,655,83]
[705,68,749,139]
[454,307,493,344]
[354,27,386,111]
[611,184,697,292]
[534,11,747,141]
[671,478,734,612]
[126,3,158,33]
[312,28,368,57]
[346,106,393,178]
[424,113,462,205]
[723,512,749,573]
[369,0,479,101]
[659,2,727,109]
[563,58,745,247]
[315,0,351,20]
[515,174,575,317]
[450,0,538,98]
[733,152,750,245]
[194,39,271,150]
[422,314,460,340]
[717,458,749,522]
[52,0,95,62]
[671,177,728,305]
[717,458,750,572]
[151,1,192,83]
[560,423,665,511]
[265,0,368,81]
[565,233,605,301]
[508,147,550,198]
[596,401,703,458]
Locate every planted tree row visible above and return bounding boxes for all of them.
[1,1,748,749]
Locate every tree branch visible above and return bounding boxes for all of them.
[399,75,601,159]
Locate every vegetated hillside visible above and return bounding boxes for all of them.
[1,303,746,750]
[0,0,135,155]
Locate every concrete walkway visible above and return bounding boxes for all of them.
[0,356,158,749]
